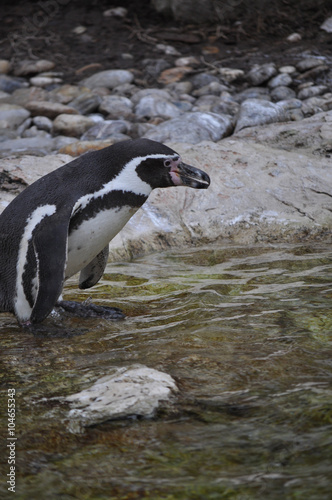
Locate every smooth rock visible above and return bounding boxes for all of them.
[296,58,325,72]
[0,103,30,130]
[0,136,55,157]
[99,95,134,119]
[268,73,292,88]
[158,66,192,85]
[69,92,101,114]
[270,86,296,102]
[103,6,127,17]
[81,120,132,140]
[279,65,296,74]
[219,68,244,83]
[175,56,200,67]
[135,95,181,120]
[29,76,62,87]
[53,114,95,137]
[144,111,233,143]
[235,99,286,133]
[286,33,302,42]
[192,81,228,97]
[14,59,55,76]
[2,86,49,106]
[0,75,29,94]
[131,88,171,105]
[33,115,53,132]
[143,58,171,79]
[156,43,181,56]
[81,69,134,90]
[58,139,120,156]
[297,85,328,100]
[321,16,332,32]
[50,84,87,104]
[26,101,79,119]
[190,73,220,89]
[17,118,32,136]
[66,364,177,428]
[0,60,11,74]
[246,63,277,85]
[234,87,271,103]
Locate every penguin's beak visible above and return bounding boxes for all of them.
[171,162,210,189]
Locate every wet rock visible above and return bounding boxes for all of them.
[69,92,101,114]
[268,73,292,88]
[246,63,277,86]
[81,69,134,90]
[53,114,95,137]
[144,111,233,143]
[99,95,134,119]
[81,120,132,140]
[235,99,286,133]
[14,59,55,76]
[270,86,296,102]
[26,101,79,119]
[0,75,29,94]
[297,85,328,100]
[66,364,177,428]
[135,95,181,120]
[0,103,30,130]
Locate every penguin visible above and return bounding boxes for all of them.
[0,138,210,326]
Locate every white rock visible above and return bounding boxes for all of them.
[30,76,62,87]
[53,114,95,137]
[0,103,30,130]
[320,16,332,33]
[103,7,127,18]
[235,99,286,133]
[66,364,177,427]
[279,65,296,74]
[135,95,181,120]
[287,33,302,42]
[81,70,134,90]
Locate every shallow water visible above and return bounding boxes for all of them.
[0,243,331,499]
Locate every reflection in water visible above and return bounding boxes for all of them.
[0,244,331,499]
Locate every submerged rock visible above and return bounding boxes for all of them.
[66,364,178,429]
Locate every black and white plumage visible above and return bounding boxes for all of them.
[0,138,210,326]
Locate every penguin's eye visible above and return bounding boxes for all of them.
[164,159,171,167]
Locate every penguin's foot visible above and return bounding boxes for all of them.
[56,300,125,320]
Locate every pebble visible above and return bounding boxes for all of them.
[0,48,331,154]
[144,111,234,143]
[14,59,55,76]
[247,63,277,85]
[81,69,134,89]
[235,99,286,133]
[0,103,30,130]
[99,95,134,119]
[26,101,79,119]
[53,114,96,137]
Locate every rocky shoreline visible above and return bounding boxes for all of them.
[0,41,331,254]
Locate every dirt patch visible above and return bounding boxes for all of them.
[1,0,332,86]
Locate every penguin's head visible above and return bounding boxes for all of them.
[133,139,210,190]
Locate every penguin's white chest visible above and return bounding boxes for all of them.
[65,205,137,279]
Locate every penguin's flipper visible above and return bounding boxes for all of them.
[79,245,109,290]
[30,216,69,324]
